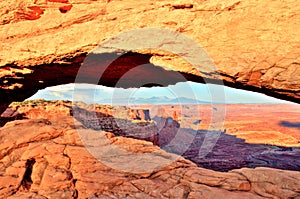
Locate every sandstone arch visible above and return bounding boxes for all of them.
[1,0,299,114]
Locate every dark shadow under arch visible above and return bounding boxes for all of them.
[0,51,298,114]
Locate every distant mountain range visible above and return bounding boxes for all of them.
[99,96,211,105]
[29,83,291,104]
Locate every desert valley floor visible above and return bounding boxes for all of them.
[0,100,299,198]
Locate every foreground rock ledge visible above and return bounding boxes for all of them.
[0,0,300,113]
[0,116,299,199]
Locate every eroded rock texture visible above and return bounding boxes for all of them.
[128,109,151,121]
[0,0,300,114]
[2,101,300,172]
[1,110,300,198]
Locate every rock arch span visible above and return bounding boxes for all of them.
[1,0,300,113]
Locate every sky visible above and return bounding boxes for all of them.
[27,81,292,104]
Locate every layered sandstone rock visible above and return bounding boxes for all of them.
[0,100,300,171]
[2,100,300,172]
[1,100,71,120]
[0,115,300,198]
[0,1,299,198]
[128,109,151,121]
[0,0,299,115]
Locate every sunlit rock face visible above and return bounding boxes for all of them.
[128,109,151,121]
[2,100,300,172]
[0,0,300,115]
[0,0,300,198]
[0,100,300,198]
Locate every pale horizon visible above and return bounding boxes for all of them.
[27,82,295,105]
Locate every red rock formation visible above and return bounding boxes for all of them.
[1,100,71,121]
[0,0,299,115]
[0,0,299,196]
[15,6,45,21]
[12,0,73,22]
[173,110,178,121]
[59,4,72,13]
[0,112,299,198]
[128,108,151,121]
[3,101,299,172]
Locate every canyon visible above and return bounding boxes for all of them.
[0,0,300,198]
[0,100,299,198]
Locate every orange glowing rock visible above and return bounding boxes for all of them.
[59,4,73,13]
[15,6,45,21]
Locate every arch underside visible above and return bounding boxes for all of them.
[0,51,299,115]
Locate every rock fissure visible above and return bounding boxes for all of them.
[20,158,36,191]
[0,143,28,160]
[171,4,194,10]
[62,145,79,199]
[0,129,64,161]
